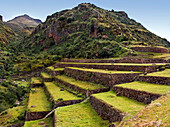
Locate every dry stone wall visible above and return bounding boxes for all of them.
[61,58,115,63]
[62,58,169,63]
[64,68,142,87]
[44,83,83,108]
[25,111,50,121]
[113,86,161,104]
[90,96,123,122]
[5,122,25,127]
[54,63,161,72]
[115,58,168,63]
[30,83,43,88]
[138,76,170,85]
[55,78,109,97]
[130,47,169,53]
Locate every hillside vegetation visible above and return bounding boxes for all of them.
[21,3,169,58]
[0,19,15,46]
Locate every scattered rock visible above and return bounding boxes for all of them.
[153,103,161,107]
[116,92,121,96]
[38,121,45,125]
[60,88,64,91]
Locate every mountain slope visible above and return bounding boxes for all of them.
[6,14,42,36]
[21,3,170,58]
[0,16,15,46]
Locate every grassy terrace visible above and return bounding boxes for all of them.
[92,91,145,120]
[55,102,110,127]
[24,117,53,127]
[143,69,170,77]
[31,77,42,84]
[55,75,106,90]
[115,81,170,95]
[67,67,141,74]
[28,88,51,112]
[60,62,165,66]
[44,82,82,101]
[47,66,64,71]
[41,72,52,78]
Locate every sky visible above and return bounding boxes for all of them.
[0,0,170,41]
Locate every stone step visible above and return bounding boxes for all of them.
[64,67,142,87]
[44,82,83,108]
[55,75,109,97]
[90,91,146,123]
[54,102,110,127]
[113,81,170,104]
[138,69,170,85]
[54,62,165,72]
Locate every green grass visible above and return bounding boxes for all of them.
[41,72,52,78]
[24,117,53,127]
[14,81,29,87]
[143,69,170,77]
[55,102,110,127]
[55,75,106,90]
[0,106,25,126]
[120,94,170,127]
[44,82,82,101]
[61,62,165,66]
[92,91,145,120]
[47,66,64,71]
[54,68,64,71]
[67,67,141,74]
[31,77,42,84]
[28,88,51,112]
[115,81,170,95]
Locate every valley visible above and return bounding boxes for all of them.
[0,3,169,127]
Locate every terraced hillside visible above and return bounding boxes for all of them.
[1,54,169,127]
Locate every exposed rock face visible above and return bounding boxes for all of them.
[22,3,170,57]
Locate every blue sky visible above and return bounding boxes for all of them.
[0,0,170,41]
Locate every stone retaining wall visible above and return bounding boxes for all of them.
[53,112,56,127]
[138,76,170,85]
[55,78,109,97]
[53,99,82,108]
[5,122,25,127]
[54,63,161,73]
[130,47,169,53]
[115,58,168,63]
[90,96,123,122]
[44,83,83,108]
[64,68,142,87]
[113,86,161,104]
[25,111,50,121]
[61,58,115,63]
[30,83,43,88]
[46,70,64,76]
[61,58,169,63]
